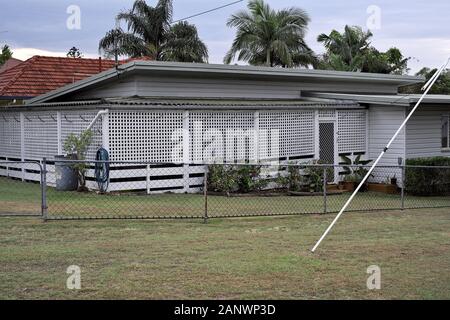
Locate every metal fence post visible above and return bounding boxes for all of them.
[401,165,406,210]
[323,167,327,214]
[41,158,48,221]
[203,166,209,224]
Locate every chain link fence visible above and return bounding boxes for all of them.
[0,160,449,220]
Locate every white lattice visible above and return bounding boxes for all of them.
[0,113,21,158]
[259,111,315,159]
[189,111,255,163]
[61,111,103,160]
[337,110,367,153]
[24,112,58,160]
[109,111,184,162]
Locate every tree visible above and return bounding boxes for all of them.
[67,47,83,58]
[0,45,13,66]
[400,67,450,94]
[63,130,93,192]
[98,0,208,62]
[160,21,208,63]
[317,25,409,74]
[224,0,316,68]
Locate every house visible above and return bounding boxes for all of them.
[0,60,449,192]
[0,58,23,73]
[0,55,152,106]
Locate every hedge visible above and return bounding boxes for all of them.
[405,157,450,196]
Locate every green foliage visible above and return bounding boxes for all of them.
[63,130,93,190]
[317,25,409,74]
[160,21,208,63]
[401,68,450,95]
[99,0,208,63]
[0,45,13,66]
[207,165,268,194]
[341,154,373,183]
[405,157,450,196]
[224,0,316,68]
[302,160,333,192]
[207,165,237,194]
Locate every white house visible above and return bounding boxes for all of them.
[0,61,449,192]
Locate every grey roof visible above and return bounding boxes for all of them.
[303,92,450,106]
[27,61,424,105]
[4,97,362,111]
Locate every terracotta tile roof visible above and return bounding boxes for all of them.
[0,55,152,99]
[0,58,23,73]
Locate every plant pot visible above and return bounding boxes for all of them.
[342,181,356,191]
[368,183,397,194]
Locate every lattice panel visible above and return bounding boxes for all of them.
[319,110,336,119]
[0,113,21,158]
[189,111,255,163]
[109,111,184,162]
[61,111,103,160]
[24,112,58,160]
[337,110,367,153]
[259,111,315,159]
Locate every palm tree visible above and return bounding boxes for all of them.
[99,0,208,63]
[317,25,373,72]
[317,25,409,74]
[224,0,316,68]
[160,22,208,63]
[99,0,172,59]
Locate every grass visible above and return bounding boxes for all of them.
[0,208,449,299]
[1,177,449,219]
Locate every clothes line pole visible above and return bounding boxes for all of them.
[311,58,450,253]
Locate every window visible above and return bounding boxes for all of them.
[442,115,450,149]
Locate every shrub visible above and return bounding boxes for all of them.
[207,165,237,194]
[405,157,450,196]
[63,129,93,191]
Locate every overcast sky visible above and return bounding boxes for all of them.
[1,0,449,74]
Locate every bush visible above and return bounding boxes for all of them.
[405,157,450,196]
[207,165,268,194]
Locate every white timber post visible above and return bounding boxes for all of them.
[20,112,25,181]
[314,110,320,160]
[182,110,190,192]
[102,111,110,151]
[253,111,260,164]
[57,111,62,155]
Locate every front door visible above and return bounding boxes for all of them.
[319,122,336,181]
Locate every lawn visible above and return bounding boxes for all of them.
[0,208,449,299]
[1,177,449,219]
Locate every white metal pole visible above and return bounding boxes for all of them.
[311,58,450,253]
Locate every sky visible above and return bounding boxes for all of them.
[1,0,449,74]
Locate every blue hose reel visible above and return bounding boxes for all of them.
[95,148,110,193]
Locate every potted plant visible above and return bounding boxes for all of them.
[390,175,398,186]
[340,155,373,192]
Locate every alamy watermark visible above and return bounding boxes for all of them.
[66,265,81,290]
[66,5,81,30]
[367,265,381,290]
[366,5,382,30]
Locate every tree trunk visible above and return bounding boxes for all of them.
[266,50,271,67]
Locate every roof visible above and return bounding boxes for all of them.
[27,61,425,105]
[0,56,152,99]
[3,97,362,111]
[303,92,450,106]
[0,58,22,73]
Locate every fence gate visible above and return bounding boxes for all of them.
[0,161,43,217]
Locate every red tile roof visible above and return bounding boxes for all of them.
[0,58,23,74]
[0,56,152,99]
